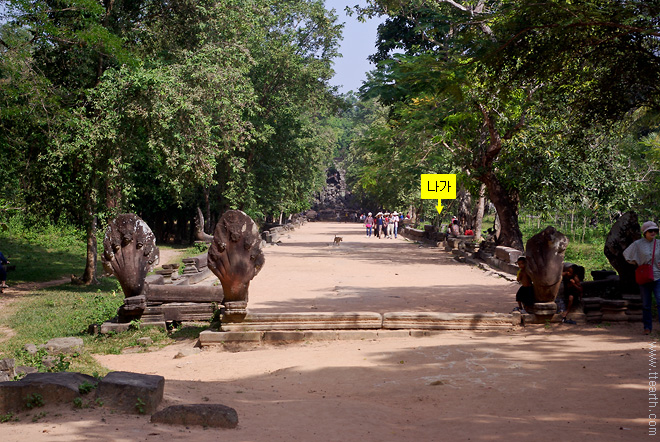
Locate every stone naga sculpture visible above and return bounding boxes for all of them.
[102,214,159,301]
[604,211,640,293]
[194,207,214,243]
[207,210,265,318]
[525,226,568,303]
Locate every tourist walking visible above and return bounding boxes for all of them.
[376,212,384,238]
[391,211,399,239]
[365,212,374,237]
[383,212,391,239]
[624,221,660,334]
[386,212,395,238]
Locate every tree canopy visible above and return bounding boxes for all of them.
[0,0,344,280]
[345,0,660,249]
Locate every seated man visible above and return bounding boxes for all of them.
[558,264,583,324]
[449,219,460,237]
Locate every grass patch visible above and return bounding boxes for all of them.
[0,215,211,376]
[0,218,89,284]
[0,278,178,375]
[0,279,211,375]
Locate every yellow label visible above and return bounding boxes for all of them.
[421,174,456,200]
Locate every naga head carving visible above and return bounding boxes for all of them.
[208,210,264,305]
[525,226,568,303]
[102,214,159,298]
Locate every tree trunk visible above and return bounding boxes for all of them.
[479,171,524,250]
[456,186,472,231]
[81,213,98,284]
[203,187,211,233]
[473,183,486,239]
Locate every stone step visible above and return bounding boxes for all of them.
[383,312,511,330]
[220,312,383,331]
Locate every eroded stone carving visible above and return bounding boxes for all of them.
[102,214,159,300]
[207,210,264,319]
[194,207,214,243]
[525,226,568,303]
[604,211,640,293]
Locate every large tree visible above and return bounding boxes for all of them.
[356,0,660,249]
[0,0,343,281]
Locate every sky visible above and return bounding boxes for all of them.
[324,1,384,95]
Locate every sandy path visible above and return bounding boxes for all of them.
[0,222,652,441]
[247,222,516,314]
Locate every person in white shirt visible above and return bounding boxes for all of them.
[624,220,660,335]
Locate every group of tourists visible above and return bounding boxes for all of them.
[361,211,403,239]
[446,217,475,237]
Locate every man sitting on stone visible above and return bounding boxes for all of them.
[449,218,460,237]
[558,264,583,324]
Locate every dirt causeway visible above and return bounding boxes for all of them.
[0,222,650,441]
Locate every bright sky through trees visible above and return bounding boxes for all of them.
[324,0,383,94]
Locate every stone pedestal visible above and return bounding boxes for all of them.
[601,299,628,322]
[583,297,603,323]
[221,301,248,324]
[531,302,557,317]
[623,294,643,322]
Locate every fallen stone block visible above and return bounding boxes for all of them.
[0,358,15,380]
[145,274,165,286]
[137,337,153,346]
[40,337,84,355]
[24,344,38,355]
[15,366,38,376]
[494,246,523,264]
[174,348,201,359]
[151,404,238,429]
[0,372,97,413]
[100,322,132,334]
[97,371,164,415]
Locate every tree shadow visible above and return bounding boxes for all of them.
[55,326,647,441]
